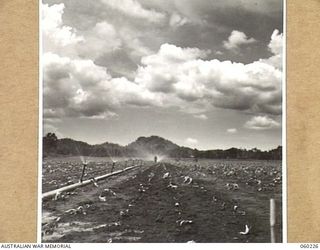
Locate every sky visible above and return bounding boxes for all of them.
[42,0,283,150]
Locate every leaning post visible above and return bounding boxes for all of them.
[79,162,87,183]
[111,161,115,173]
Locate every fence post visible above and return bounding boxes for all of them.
[270,198,276,243]
[79,162,87,183]
[111,161,115,173]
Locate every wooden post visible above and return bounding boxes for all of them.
[79,163,87,183]
[270,198,276,243]
[111,161,115,173]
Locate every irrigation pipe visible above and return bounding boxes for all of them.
[42,164,141,201]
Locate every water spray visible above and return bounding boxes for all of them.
[43,164,140,201]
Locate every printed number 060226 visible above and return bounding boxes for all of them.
[300,244,319,248]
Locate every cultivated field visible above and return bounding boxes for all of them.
[42,157,282,243]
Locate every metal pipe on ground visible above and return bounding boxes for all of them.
[42,165,140,201]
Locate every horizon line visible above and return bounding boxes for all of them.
[44,133,282,152]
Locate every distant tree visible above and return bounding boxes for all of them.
[226,147,238,159]
[43,132,58,155]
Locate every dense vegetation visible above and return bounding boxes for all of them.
[43,133,282,160]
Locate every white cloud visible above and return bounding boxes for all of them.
[42,4,282,122]
[42,3,146,64]
[260,29,283,69]
[269,29,283,55]
[43,52,159,119]
[136,43,210,94]
[185,137,198,145]
[43,34,282,120]
[101,0,166,23]
[223,30,256,52]
[141,43,209,65]
[118,27,154,60]
[227,128,237,133]
[77,21,122,60]
[194,114,208,120]
[42,4,83,48]
[169,13,189,27]
[244,115,280,130]
[135,41,282,115]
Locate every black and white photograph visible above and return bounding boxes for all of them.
[41,0,284,243]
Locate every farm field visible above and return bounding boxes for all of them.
[42,157,145,193]
[42,157,282,243]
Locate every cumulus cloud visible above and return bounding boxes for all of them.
[41,0,283,150]
[43,52,159,120]
[141,43,209,64]
[135,41,282,115]
[42,4,83,50]
[42,3,151,69]
[268,29,283,55]
[244,115,280,130]
[185,137,198,145]
[100,0,166,23]
[118,27,154,60]
[42,3,282,122]
[227,128,237,133]
[43,32,282,121]
[223,30,256,52]
[260,29,283,69]
[77,21,122,60]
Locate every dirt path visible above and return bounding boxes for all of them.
[42,161,282,243]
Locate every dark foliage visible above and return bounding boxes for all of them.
[43,133,282,160]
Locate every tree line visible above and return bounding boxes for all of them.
[43,133,282,160]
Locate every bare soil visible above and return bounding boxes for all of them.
[42,159,282,243]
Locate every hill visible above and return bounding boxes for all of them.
[127,136,179,157]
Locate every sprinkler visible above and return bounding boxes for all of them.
[154,155,158,163]
[111,161,115,173]
[79,162,87,183]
